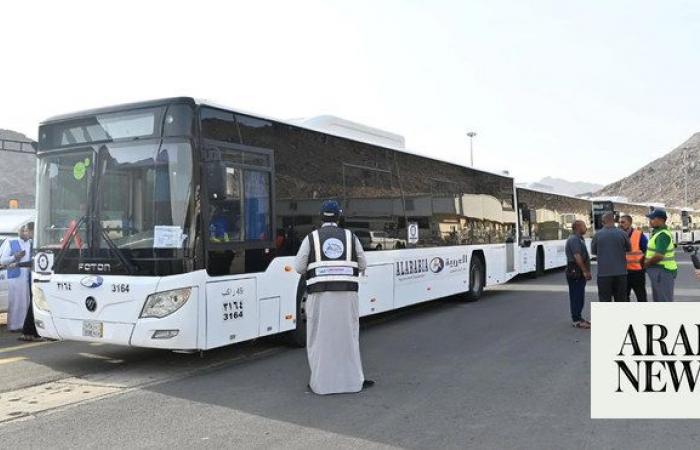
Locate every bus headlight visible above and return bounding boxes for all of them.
[33,285,50,312]
[140,288,192,319]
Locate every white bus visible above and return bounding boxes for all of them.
[32,98,520,351]
[679,208,700,244]
[592,199,651,233]
[516,188,593,276]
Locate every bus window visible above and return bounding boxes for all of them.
[244,170,271,241]
[208,166,243,243]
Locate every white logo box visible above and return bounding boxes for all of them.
[592,303,700,419]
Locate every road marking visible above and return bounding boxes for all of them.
[0,341,51,354]
[0,380,122,422]
[78,352,112,360]
[0,343,285,424]
[77,353,124,364]
[0,357,27,365]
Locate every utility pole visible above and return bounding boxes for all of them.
[466,131,477,167]
[683,151,694,206]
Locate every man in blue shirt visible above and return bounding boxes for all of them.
[619,215,648,302]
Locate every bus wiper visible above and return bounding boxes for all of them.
[52,214,88,271]
[97,220,138,275]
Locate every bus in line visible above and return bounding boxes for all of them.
[32,98,521,351]
[516,187,593,276]
[680,208,700,243]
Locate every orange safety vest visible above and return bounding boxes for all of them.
[626,229,644,271]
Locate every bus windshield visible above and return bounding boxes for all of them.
[36,141,193,253]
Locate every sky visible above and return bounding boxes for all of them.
[2,0,699,185]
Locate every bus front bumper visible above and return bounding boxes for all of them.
[34,309,197,350]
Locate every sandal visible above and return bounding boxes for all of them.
[573,321,591,329]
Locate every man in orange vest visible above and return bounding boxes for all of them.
[619,215,648,302]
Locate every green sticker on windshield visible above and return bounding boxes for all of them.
[73,162,86,180]
[84,158,90,167]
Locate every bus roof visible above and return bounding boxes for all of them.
[41,97,514,182]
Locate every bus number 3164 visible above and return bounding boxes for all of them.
[223,301,244,321]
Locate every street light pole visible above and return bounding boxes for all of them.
[467,131,477,167]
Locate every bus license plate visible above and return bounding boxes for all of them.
[82,320,103,338]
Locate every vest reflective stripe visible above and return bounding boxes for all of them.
[311,231,322,262]
[626,229,644,271]
[645,228,677,271]
[7,240,21,279]
[345,229,352,263]
[307,260,359,270]
[306,226,359,292]
[307,275,359,285]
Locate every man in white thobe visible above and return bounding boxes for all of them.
[0,225,32,331]
[294,200,373,395]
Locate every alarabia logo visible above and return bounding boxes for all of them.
[395,258,429,276]
[429,257,445,273]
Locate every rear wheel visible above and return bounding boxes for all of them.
[535,247,545,277]
[286,279,308,348]
[463,255,485,301]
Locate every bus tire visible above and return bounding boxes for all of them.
[286,278,308,348]
[535,247,545,277]
[464,254,485,301]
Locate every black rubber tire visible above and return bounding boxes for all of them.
[285,278,308,348]
[535,248,545,277]
[376,244,382,251]
[464,255,485,301]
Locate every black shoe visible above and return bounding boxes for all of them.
[362,380,375,390]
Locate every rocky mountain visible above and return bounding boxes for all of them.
[0,129,36,208]
[518,177,603,196]
[539,177,603,196]
[596,132,700,208]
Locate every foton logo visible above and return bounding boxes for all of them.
[78,263,112,273]
[591,303,700,418]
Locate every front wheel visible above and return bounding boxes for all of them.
[285,278,307,348]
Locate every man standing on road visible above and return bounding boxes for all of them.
[0,224,32,331]
[565,220,591,329]
[294,200,374,394]
[619,215,648,302]
[643,209,677,301]
[591,212,631,302]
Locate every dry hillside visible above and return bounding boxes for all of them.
[596,132,700,208]
[0,129,36,208]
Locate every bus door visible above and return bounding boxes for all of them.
[201,141,275,348]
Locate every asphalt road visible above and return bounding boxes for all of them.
[1,253,700,449]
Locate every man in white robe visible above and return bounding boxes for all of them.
[294,200,373,395]
[0,225,32,331]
